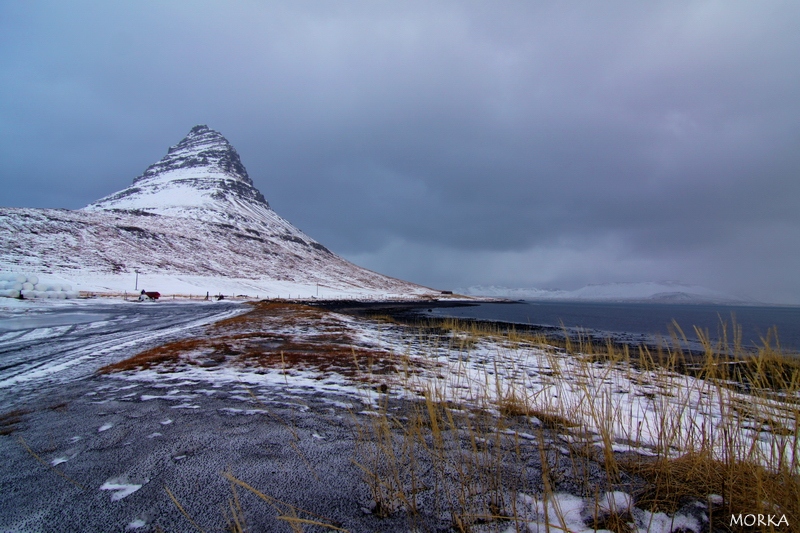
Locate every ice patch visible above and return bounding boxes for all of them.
[611,442,658,456]
[170,403,200,409]
[500,429,537,441]
[227,394,251,401]
[140,394,194,401]
[100,477,145,501]
[50,457,68,466]
[511,492,585,532]
[635,509,701,533]
[0,313,109,331]
[504,491,703,533]
[319,398,354,409]
[219,407,263,415]
[598,491,633,514]
[98,423,113,432]
[126,518,147,530]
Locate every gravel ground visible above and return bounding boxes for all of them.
[2,373,419,532]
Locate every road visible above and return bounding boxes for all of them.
[0,299,245,410]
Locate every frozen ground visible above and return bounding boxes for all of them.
[1,299,791,532]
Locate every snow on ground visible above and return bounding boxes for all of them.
[397,328,799,471]
[498,491,705,533]
[99,476,146,502]
[0,260,445,301]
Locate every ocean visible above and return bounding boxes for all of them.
[421,301,800,353]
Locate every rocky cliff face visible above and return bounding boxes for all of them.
[135,125,255,188]
[0,126,435,298]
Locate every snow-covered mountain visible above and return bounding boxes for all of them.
[0,126,437,299]
[457,282,752,304]
[85,125,274,227]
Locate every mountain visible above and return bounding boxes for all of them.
[0,126,437,299]
[456,282,753,304]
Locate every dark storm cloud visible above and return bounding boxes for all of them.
[1,1,799,302]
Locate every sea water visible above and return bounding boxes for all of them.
[424,301,800,352]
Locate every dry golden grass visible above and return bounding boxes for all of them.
[352,317,800,532]
[210,301,329,332]
[623,451,800,526]
[98,337,212,373]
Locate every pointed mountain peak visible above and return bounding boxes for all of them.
[135,124,252,187]
[84,126,270,221]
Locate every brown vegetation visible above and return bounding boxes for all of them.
[98,301,406,388]
[0,408,30,436]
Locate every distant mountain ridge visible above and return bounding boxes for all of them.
[456,282,753,304]
[0,126,437,298]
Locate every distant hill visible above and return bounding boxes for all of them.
[456,282,754,304]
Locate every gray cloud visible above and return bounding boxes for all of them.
[2,1,799,302]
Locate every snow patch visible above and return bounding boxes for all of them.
[100,477,145,501]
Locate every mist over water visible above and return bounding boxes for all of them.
[425,301,800,352]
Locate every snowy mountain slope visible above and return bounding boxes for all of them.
[0,126,436,298]
[457,282,751,304]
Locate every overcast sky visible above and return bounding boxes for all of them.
[2,1,799,303]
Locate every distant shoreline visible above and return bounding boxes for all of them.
[307,298,499,314]
[312,299,799,362]
[311,298,673,352]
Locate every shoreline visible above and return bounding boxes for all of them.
[312,298,712,358]
[331,298,800,358]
